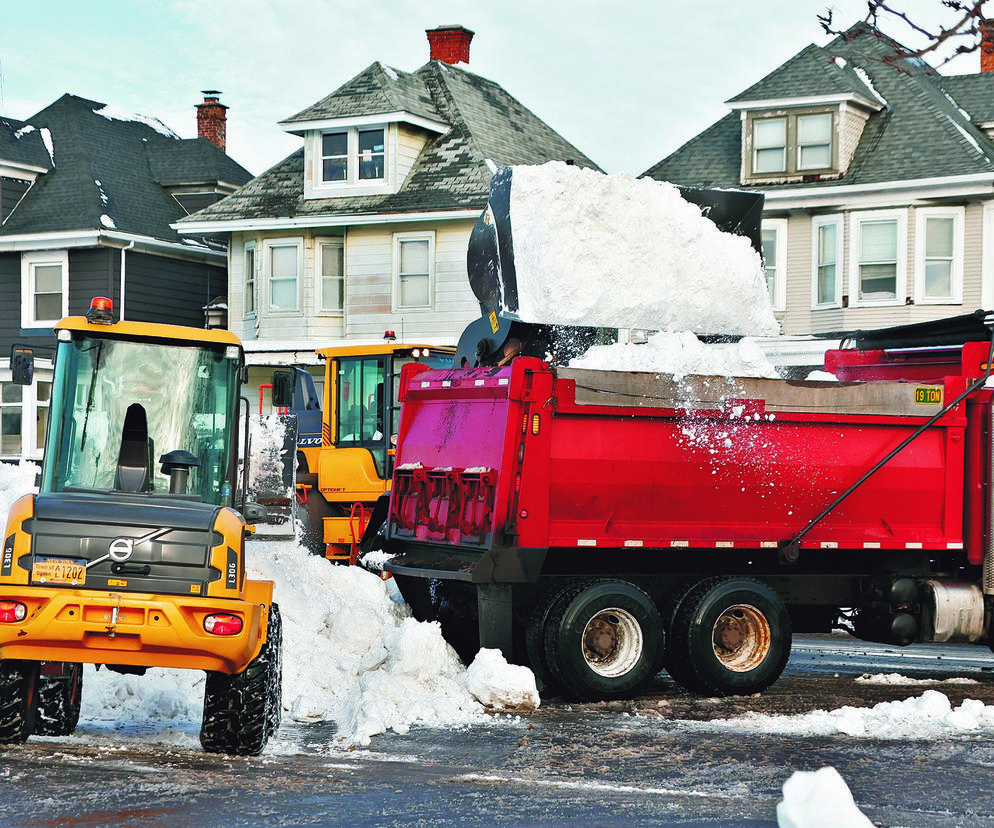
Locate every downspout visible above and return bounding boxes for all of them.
[120,240,135,320]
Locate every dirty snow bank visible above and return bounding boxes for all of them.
[777,766,873,828]
[711,689,994,738]
[507,162,778,337]
[569,330,780,379]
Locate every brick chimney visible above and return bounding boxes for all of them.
[982,19,994,72]
[426,25,474,65]
[196,90,228,151]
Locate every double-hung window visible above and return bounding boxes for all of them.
[318,239,345,315]
[393,232,434,311]
[811,215,843,309]
[21,250,69,328]
[748,110,836,180]
[319,127,385,185]
[761,220,787,311]
[264,239,302,313]
[244,243,256,317]
[850,210,907,306]
[0,382,21,455]
[797,114,832,170]
[753,118,786,175]
[915,207,963,304]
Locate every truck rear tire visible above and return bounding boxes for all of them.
[542,579,662,702]
[667,577,791,696]
[200,603,283,756]
[0,660,39,744]
[35,662,83,737]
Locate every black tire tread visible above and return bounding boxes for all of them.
[669,576,791,697]
[200,603,283,756]
[0,660,38,744]
[35,662,83,737]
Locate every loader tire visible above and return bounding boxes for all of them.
[543,579,662,702]
[0,660,38,744]
[200,604,283,756]
[668,577,791,697]
[35,662,83,737]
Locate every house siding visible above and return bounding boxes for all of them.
[777,202,987,337]
[0,252,22,355]
[1,178,31,223]
[123,250,225,328]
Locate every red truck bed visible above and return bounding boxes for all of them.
[389,355,984,562]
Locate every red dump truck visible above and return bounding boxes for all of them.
[361,167,994,702]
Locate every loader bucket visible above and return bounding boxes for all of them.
[465,167,766,319]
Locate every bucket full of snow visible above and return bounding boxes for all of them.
[466,162,777,338]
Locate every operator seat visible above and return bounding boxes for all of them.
[115,403,153,492]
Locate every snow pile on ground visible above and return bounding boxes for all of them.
[569,330,780,379]
[856,672,978,686]
[507,162,778,337]
[776,766,873,828]
[0,463,538,747]
[712,689,994,739]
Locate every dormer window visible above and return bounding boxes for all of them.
[319,127,385,184]
[745,108,838,182]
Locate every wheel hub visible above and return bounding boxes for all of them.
[581,607,643,678]
[711,603,772,672]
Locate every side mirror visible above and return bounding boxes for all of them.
[10,348,34,386]
[271,369,294,409]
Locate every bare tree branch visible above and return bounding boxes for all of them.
[819,0,989,71]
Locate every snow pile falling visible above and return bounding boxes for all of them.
[507,163,778,337]
[776,766,873,828]
[712,689,994,739]
[0,462,537,748]
[569,330,780,379]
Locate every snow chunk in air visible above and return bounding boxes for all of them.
[507,162,778,337]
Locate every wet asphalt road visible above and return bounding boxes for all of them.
[3,635,994,827]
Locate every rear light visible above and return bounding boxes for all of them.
[0,601,27,623]
[86,296,115,324]
[203,613,243,636]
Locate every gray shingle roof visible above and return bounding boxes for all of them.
[179,60,599,225]
[0,94,251,241]
[0,116,53,171]
[645,22,994,190]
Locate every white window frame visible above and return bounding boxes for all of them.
[752,117,787,175]
[914,206,964,305]
[811,214,843,309]
[316,238,345,316]
[21,249,69,329]
[306,125,392,198]
[761,219,788,312]
[392,231,435,312]
[796,113,833,171]
[243,241,257,318]
[262,238,303,315]
[849,209,908,308]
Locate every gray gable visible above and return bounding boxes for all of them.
[1,94,249,242]
[180,60,599,225]
[647,22,994,190]
[146,137,252,188]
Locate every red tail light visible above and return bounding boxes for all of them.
[0,601,27,623]
[203,613,243,636]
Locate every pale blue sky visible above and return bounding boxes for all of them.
[0,0,982,176]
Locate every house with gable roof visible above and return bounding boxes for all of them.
[0,92,251,459]
[645,21,994,344]
[176,25,599,364]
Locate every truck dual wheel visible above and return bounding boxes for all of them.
[200,603,283,756]
[35,662,83,737]
[541,579,663,702]
[666,577,791,696]
[0,660,39,744]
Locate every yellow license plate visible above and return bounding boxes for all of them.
[32,557,86,586]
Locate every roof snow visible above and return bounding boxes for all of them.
[15,124,55,165]
[92,104,178,139]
